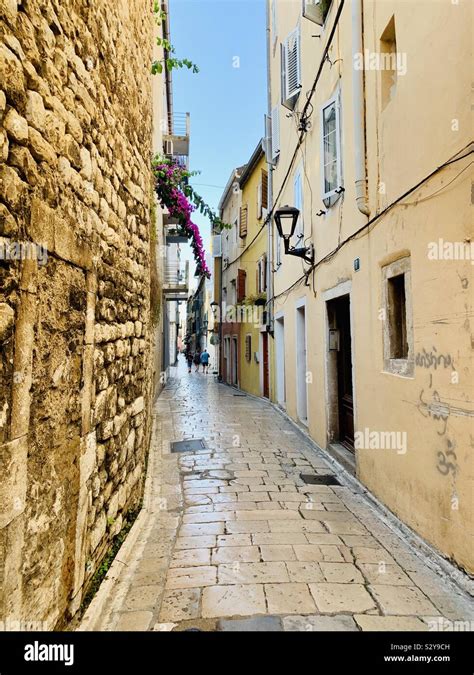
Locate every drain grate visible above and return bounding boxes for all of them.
[300,473,341,486]
[233,392,247,397]
[171,438,206,453]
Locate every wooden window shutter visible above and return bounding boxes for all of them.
[245,335,252,362]
[262,253,267,291]
[261,170,268,210]
[239,205,248,238]
[237,268,246,302]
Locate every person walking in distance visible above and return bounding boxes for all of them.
[200,348,210,374]
[193,348,201,373]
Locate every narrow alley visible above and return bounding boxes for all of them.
[81,360,473,632]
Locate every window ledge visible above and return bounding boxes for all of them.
[383,359,414,378]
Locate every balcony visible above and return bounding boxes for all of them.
[163,260,189,301]
[164,214,188,244]
[163,112,190,165]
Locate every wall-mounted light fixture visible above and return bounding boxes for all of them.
[274,205,314,265]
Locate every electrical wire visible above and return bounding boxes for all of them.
[270,144,473,304]
[221,1,346,273]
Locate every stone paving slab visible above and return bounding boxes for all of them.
[85,363,474,632]
[218,616,282,631]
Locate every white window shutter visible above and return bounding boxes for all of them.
[271,106,280,159]
[212,234,222,257]
[293,170,304,239]
[280,42,287,105]
[285,27,301,100]
[263,113,273,163]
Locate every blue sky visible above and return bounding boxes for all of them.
[169,0,267,284]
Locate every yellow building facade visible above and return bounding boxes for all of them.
[237,143,270,398]
[266,0,473,572]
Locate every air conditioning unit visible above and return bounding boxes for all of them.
[163,139,174,155]
[302,0,329,26]
[212,234,222,257]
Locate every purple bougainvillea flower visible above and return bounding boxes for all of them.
[153,162,211,278]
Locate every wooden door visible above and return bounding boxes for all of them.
[262,332,269,398]
[335,297,354,450]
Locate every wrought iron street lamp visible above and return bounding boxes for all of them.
[274,205,314,265]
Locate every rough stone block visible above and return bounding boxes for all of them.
[0,436,28,528]
[3,109,28,144]
[0,164,27,210]
[25,90,46,131]
[28,126,57,165]
[0,45,25,105]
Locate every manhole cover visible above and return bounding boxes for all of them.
[300,473,341,486]
[171,439,206,453]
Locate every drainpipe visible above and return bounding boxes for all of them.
[265,0,274,336]
[352,0,370,217]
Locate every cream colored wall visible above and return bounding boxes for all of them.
[268,0,473,572]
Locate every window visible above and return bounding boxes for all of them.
[257,254,267,293]
[281,26,301,109]
[245,334,252,362]
[257,169,269,220]
[237,268,246,303]
[382,256,413,377]
[303,0,333,26]
[261,169,268,210]
[320,91,342,202]
[293,167,304,241]
[387,274,407,359]
[380,16,397,111]
[239,207,247,238]
[239,206,247,238]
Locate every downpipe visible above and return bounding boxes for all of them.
[352,0,370,217]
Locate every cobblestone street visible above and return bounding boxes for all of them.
[82,360,473,632]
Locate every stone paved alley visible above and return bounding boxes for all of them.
[80,360,474,632]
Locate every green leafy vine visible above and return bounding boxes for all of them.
[152,3,199,75]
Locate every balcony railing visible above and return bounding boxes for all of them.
[164,112,190,160]
[167,112,189,137]
[163,260,189,301]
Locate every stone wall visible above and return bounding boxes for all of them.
[0,0,156,627]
